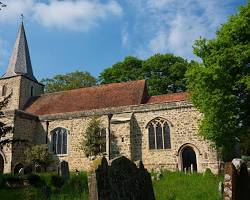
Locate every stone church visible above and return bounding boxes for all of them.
[0,23,219,174]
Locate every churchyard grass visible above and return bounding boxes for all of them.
[0,170,223,200]
[0,172,89,200]
[152,170,223,200]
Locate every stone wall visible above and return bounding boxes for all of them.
[31,101,219,174]
[0,76,21,111]
[19,76,44,110]
[0,75,44,111]
[39,115,109,171]
[11,111,39,171]
[132,106,219,173]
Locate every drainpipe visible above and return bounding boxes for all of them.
[107,113,113,160]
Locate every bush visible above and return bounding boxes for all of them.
[51,175,64,189]
[4,176,22,188]
[27,174,45,188]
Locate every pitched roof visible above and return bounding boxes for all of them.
[2,22,37,82]
[25,80,148,115]
[146,92,189,104]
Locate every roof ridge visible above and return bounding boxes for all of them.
[149,92,189,98]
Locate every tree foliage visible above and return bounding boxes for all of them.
[25,144,54,171]
[81,117,105,158]
[99,54,189,95]
[0,93,14,148]
[186,2,250,156]
[41,70,97,93]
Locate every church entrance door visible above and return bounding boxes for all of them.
[0,154,4,173]
[182,146,197,172]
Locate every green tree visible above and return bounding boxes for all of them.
[41,70,97,93]
[186,1,250,157]
[99,54,189,95]
[25,144,54,171]
[81,117,105,158]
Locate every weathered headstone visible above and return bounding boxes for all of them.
[88,156,156,200]
[223,158,249,200]
[59,161,70,181]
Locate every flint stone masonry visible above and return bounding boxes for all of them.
[88,156,155,200]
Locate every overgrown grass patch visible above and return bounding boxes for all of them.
[0,172,89,200]
[152,171,223,200]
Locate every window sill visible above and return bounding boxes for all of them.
[53,154,68,157]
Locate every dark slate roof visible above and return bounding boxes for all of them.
[2,22,37,82]
[25,80,149,115]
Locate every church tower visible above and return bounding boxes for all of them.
[0,22,44,111]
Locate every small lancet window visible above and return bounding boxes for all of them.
[31,86,34,97]
[147,118,171,150]
[2,85,7,96]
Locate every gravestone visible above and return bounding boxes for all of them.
[59,161,70,181]
[88,156,155,200]
[223,158,249,200]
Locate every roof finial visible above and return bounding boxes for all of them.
[20,14,24,23]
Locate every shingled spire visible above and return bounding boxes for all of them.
[2,22,37,82]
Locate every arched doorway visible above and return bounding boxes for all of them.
[182,146,197,172]
[14,163,24,174]
[0,154,4,173]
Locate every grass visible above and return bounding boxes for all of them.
[0,172,89,200]
[0,170,223,200]
[153,171,223,200]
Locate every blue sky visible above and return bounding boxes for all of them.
[0,0,248,81]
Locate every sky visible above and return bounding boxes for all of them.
[0,0,248,81]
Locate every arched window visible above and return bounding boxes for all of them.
[51,128,68,155]
[2,85,7,96]
[147,118,171,150]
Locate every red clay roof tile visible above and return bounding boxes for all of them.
[24,80,189,116]
[25,80,148,115]
[146,92,188,104]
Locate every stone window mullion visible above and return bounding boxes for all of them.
[162,123,165,149]
[154,125,157,149]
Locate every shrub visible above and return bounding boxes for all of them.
[25,144,54,172]
[27,174,45,188]
[51,175,64,189]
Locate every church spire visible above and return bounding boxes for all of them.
[2,22,37,82]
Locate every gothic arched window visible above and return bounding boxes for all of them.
[51,127,68,155]
[147,118,171,150]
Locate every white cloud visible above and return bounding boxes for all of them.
[33,0,122,31]
[0,0,123,31]
[130,0,241,60]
